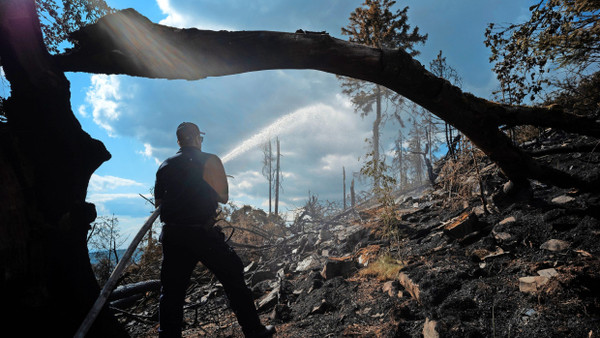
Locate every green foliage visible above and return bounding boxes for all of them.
[35,0,113,53]
[484,0,600,104]
[360,150,397,227]
[342,0,427,53]
[340,0,427,117]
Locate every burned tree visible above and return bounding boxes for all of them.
[0,0,123,336]
[339,0,427,188]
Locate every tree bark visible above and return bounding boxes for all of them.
[343,167,346,209]
[55,9,600,190]
[0,0,122,336]
[274,137,280,216]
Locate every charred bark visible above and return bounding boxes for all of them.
[54,9,600,191]
[0,0,121,336]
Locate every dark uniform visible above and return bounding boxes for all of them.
[155,146,268,337]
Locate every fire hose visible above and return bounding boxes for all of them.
[74,206,161,338]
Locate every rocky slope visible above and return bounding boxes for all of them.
[116,131,599,337]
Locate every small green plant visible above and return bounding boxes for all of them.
[360,150,398,229]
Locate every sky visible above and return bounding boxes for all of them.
[61,0,536,244]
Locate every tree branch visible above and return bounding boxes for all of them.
[54,9,600,191]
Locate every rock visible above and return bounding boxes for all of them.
[537,268,558,278]
[276,267,286,279]
[540,239,570,252]
[295,254,322,272]
[473,205,487,216]
[337,224,369,248]
[382,281,400,297]
[250,270,276,286]
[443,211,480,239]
[519,276,550,293]
[320,256,355,280]
[499,216,516,226]
[493,231,512,242]
[257,288,279,312]
[398,272,420,302]
[524,309,537,317]
[311,299,335,314]
[321,249,329,257]
[318,229,332,242]
[551,195,575,204]
[423,318,440,338]
[270,303,291,321]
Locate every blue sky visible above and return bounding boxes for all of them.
[64,0,535,243]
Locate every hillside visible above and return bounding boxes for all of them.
[109,130,599,337]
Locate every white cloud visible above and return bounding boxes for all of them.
[156,0,233,30]
[89,174,144,192]
[87,193,141,204]
[78,105,88,118]
[319,154,360,172]
[85,75,123,136]
[228,170,264,197]
[138,143,163,165]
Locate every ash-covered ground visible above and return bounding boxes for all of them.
[116,130,600,337]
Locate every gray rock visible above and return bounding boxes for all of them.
[540,239,570,252]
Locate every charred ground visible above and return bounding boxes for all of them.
[111,129,600,338]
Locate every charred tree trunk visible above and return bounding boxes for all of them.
[351,178,356,209]
[274,137,280,216]
[373,85,382,188]
[343,167,346,210]
[55,9,600,191]
[0,1,122,336]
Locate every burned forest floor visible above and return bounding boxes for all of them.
[116,129,600,337]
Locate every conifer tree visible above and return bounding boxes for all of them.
[340,0,427,187]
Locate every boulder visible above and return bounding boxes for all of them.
[295,254,323,272]
[320,256,355,279]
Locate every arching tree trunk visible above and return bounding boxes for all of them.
[0,0,124,336]
[55,9,600,191]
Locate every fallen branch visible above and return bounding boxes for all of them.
[527,142,600,157]
[110,307,156,325]
[109,279,161,301]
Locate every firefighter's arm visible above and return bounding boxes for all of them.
[204,155,229,204]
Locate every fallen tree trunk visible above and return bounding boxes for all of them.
[54,9,599,191]
[108,279,161,301]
